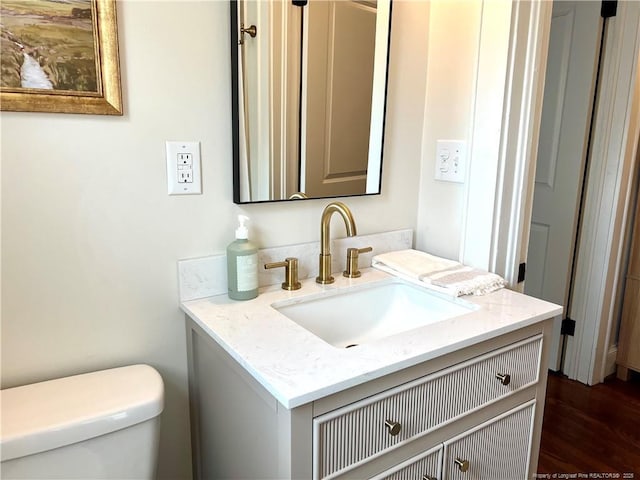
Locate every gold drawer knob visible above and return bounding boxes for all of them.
[496,372,511,385]
[454,457,470,472]
[384,419,401,436]
[422,476,437,480]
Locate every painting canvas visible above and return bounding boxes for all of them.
[0,0,122,115]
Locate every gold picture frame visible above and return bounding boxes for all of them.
[0,0,122,115]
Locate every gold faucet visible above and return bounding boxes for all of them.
[316,202,357,284]
[288,192,308,200]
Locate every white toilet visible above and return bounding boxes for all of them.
[0,364,164,479]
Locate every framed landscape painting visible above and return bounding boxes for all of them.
[0,0,122,115]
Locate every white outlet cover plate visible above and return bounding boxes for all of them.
[435,139,466,183]
[166,141,202,195]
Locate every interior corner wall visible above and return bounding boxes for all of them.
[415,0,483,260]
[606,37,640,373]
[0,1,425,478]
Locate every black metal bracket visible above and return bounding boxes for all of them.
[601,0,617,18]
[517,263,526,283]
[561,318,576,336]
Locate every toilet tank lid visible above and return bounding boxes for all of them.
[0,364,164,462]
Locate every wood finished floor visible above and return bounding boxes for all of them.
[536,371,640,476]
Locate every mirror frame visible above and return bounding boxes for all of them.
[230,0,393,204]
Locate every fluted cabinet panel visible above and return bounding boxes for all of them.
[372,445,442,480]
[442,401,535,480]
[314,336,542,479]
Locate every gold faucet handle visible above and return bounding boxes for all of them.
[343,246,373,278]
[264,257,302,291]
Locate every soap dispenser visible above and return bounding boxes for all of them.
[227,215,259,300]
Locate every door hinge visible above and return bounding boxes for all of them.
[601,0,617,18]
[561,317,576,336]
[292,0,307,6]
[517,263,526,283]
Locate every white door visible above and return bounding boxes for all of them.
[525,1,601,370]
[302,0,377,197]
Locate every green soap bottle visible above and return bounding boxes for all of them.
[227,215,259,300]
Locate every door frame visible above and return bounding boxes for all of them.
[488,0,640,385]
[564,3,640,384]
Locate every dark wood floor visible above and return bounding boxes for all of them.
[536,370,640,476]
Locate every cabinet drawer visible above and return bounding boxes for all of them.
[443,401,536,480]
[313,335,542,479]
[370,444,442,480]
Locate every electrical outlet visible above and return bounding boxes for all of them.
[166,141,201,194]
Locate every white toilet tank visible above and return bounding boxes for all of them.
[0,364,164,479]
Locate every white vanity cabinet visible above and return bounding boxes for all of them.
[373,401,535,480]
[185,316,553,480]
[440,401,535,480]
[372,444,443,480]
[313,336,542,479]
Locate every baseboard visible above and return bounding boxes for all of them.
[605,345,618,378]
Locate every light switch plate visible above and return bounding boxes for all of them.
[435,140,466,183]
[166,141,202,195]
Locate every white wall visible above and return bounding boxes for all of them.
[415,0,514,270]
[0,1,427,478]
[415,0,482,260]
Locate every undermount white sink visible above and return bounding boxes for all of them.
[272,280,478,348]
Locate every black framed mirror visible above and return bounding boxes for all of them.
[231,0,392,203]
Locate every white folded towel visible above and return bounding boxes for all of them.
[372,249,505,297]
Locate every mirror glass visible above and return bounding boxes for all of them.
[231,0,392,203]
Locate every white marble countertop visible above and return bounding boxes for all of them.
[181,268,562,409]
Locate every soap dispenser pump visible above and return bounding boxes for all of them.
[226,215,259,300]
